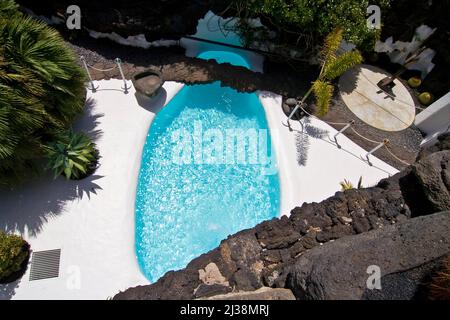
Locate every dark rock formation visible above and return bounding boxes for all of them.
[18,0,448,100]
[399,150,450,217]
[417,132,450,161]
[194,284,232,299]
[114,269,202,300]
[285,211,450,300]
[114,146,450,300]
[17,0,229,42]
[198,287,296,300]
[362,256,446,300]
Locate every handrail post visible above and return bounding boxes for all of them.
[115,58,131,94]
[80,56,98,92]
[287,101,301,127]
[365,139,389,165]
[333,120,355,147]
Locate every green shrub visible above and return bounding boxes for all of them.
[340,176,363,191]
[0,5,86,186]
[0,232,29,282]
[46,130,98,180]
[230,0,390,57]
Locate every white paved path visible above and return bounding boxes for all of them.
[0,80,397,300]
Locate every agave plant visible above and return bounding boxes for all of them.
[340,179,354,191]
[46,130,98,180]
[0,5,86,186]
[340,176,363,191]
[288,27,363,121]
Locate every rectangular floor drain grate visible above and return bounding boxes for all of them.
[29,249,61,281]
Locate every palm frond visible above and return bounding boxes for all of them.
[320,27,344,66]
[0,12,87,186]
[322,50,363,81]
[0,0,18,16]
[312,80,333,117]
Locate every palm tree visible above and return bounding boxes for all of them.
[0,8,86,186]
[288,27,363,124]
[0,0,18,15]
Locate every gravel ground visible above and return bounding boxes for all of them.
[64,33,314,95]
[321,92,423,170]
[64,32,423,170]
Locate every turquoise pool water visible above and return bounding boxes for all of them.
[135,50,280,282]
[197,50,251,69]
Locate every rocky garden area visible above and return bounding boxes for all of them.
[56,31,421,170]
[2,0,449,300]
[19,0,450,170]
[114,133,450,300]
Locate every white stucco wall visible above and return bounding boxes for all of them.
[415,91,450,147]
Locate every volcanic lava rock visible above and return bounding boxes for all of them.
[198,287,296,300]
[18,0,230,42]
[285,211,450,300]
[113,150,450,300]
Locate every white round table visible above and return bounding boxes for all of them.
[339,64,416,131]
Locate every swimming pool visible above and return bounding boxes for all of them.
[135,50,280,282]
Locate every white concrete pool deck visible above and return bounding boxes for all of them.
[0,79,398,300]
[258,91,398,215]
